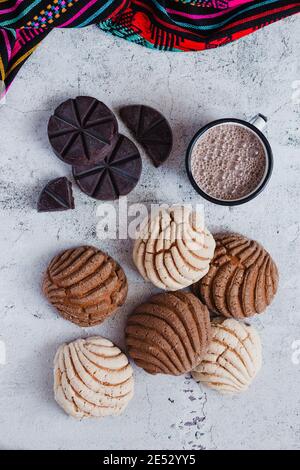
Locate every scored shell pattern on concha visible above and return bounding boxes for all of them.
[193,233,279,319]
[133,206,216,290]
[54,336,134,419]
[192,318,262,394]
[126,291,212,376]
[43,246,128,327]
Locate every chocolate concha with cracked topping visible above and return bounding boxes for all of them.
[54,336,134,418]
[126,291,211,376]
[193,234,279,319]
[43,246,128,327]
[133,206,216,291]
[192,318,262,394]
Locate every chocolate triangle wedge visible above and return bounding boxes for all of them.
[37,177,75,212]
[120,105,173,167]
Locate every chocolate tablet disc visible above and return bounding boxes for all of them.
[48,96,118,166]
[73,134,142,201]
[37,177,74,212]
[120,105,173,167]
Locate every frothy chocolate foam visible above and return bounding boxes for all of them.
[191,123,267,201]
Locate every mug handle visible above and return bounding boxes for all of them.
[249,114,268,132]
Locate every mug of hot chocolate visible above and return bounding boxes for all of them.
[186,115,273,206]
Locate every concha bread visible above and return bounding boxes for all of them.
[54,336,134,418]
[43,246,128,326]
[192,318,262,394]
[193,233,279,318]
[133,206,215,290]
[126,291,211,376]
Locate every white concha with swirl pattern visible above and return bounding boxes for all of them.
[133,206,216,290]
[54,336,134,419]
[192,319,262,394]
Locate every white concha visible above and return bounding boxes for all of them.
[192,319,262,394]
[133,206,216,290]
[54,336,134,419]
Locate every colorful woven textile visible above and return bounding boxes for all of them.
[0,1,299,96]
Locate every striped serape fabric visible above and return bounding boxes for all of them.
[0,1,299,96]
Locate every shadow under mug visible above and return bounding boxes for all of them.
[185,114,274,206]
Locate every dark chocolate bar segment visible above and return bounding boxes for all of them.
[73,134,142,201]
[120,105,173,167]
[37,177,75,212]
[48,96,118,166]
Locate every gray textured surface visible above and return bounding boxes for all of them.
[0,17,299,450]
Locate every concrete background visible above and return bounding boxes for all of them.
[0,16,299,450]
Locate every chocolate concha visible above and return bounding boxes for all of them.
[43,246,128,327]
[126,291,211,376]
[192,319,262,394]
[54,336,134,418]
[193,234,279,319]
[133,206,215,290]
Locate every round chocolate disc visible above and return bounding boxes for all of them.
[73,134,142,200]
[48,96,118,166]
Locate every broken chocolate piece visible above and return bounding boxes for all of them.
[120,105,173,167]
[73,134,142,201]
[37,177,75,212]
[48,96,118,166]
